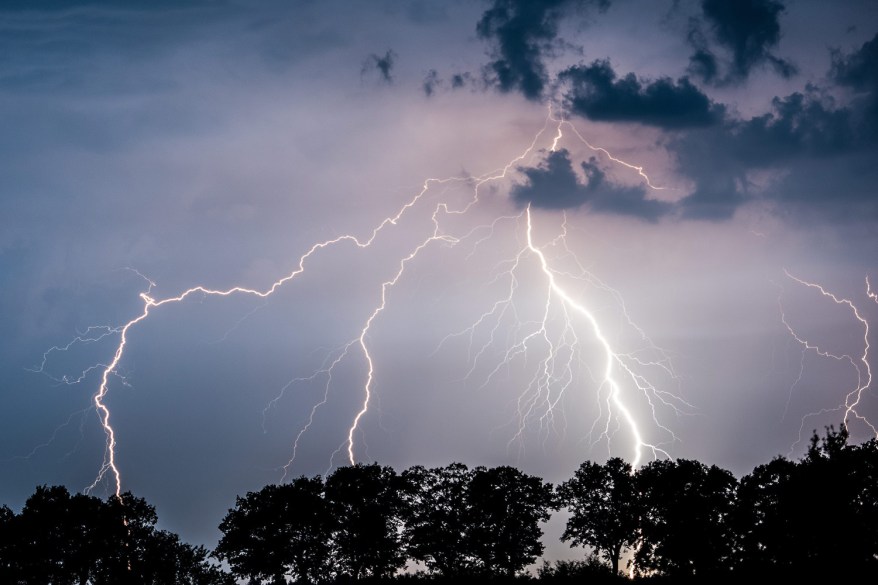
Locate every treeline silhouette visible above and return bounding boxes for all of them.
[1,425,876,584]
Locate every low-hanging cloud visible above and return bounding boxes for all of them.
[674,61,878,221]
[511,149,673,222]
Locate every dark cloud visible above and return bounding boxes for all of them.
[833,33,878,92]
[685,25,721,84]
[559,60,724,129]
[832,33,878,139]
[511,149,672,221]
[674,85,872,220]
[476,0,610,101]
[738,90,856,159]
[362,50,397,83]
[671,32,878,221]
[633,26,878,222]
[687,0,796,84]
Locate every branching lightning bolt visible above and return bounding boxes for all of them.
[36,106,685,495]
[523,206,675,467]
[780,269,878,453]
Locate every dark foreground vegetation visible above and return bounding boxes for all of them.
[1,425,876,584]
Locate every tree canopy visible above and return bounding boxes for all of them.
[2,486,230,585]
[3,424,877,583]
[215,477,334,584]
[557,457,639,574]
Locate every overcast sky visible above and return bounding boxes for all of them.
[2,0,878,558]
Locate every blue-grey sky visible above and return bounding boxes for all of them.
[2,0,878,560]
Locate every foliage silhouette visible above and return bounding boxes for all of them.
[464,465,556,577]
[634,459,737,577]
[325,463,409,579]
[734,455,799,572]
[402,463,476,576]
[215,477,334,584]
[402,463,556,578]
[557,457,639,574]
[4,423,878,583]
[733,425,878,578]
[1,485,230,585]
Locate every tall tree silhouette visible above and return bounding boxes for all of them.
[794,425,878,576]
[95,492,161,582]
[465,465,556,577]
[557,458,639,574]
[15,485,106,585]
[734,455,798,573]
[402,463,475,576]
[734,426,878,577]
[635,459,737,577]
[215,478,334,584]
[324,463,408,579]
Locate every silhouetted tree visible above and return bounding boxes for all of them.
[402,463,475,576]
[635,459,736,577]
[90,491,163,583]
[15,485,107,585]
[5,485,229,585]
[733,426,878,577]
[734,455,798,572]
[851,437,878,568]
[557,457,639,574]
[465,465,555,577]
[325,463,408,579]
[215,477,334,584]
[792,425,878,575]
[0,504,18,583]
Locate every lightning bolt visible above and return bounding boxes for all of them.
[780,269,878,453]
[523,205,676,467]
[37,106,684,495]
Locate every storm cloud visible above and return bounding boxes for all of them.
[674,81,876,220]
[512,149,672,221]
[476,0,610,101]
[559,60,724,129]
[687,0,796,84]
[832,32,878,139]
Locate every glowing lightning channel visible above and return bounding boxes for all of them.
[40,105,683,493]
[781,269,878,452]
[284,114,565,471]
[429,124,685,465]
[549,112,667,192]
[74,180,458,496]
[524,206,672,467]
